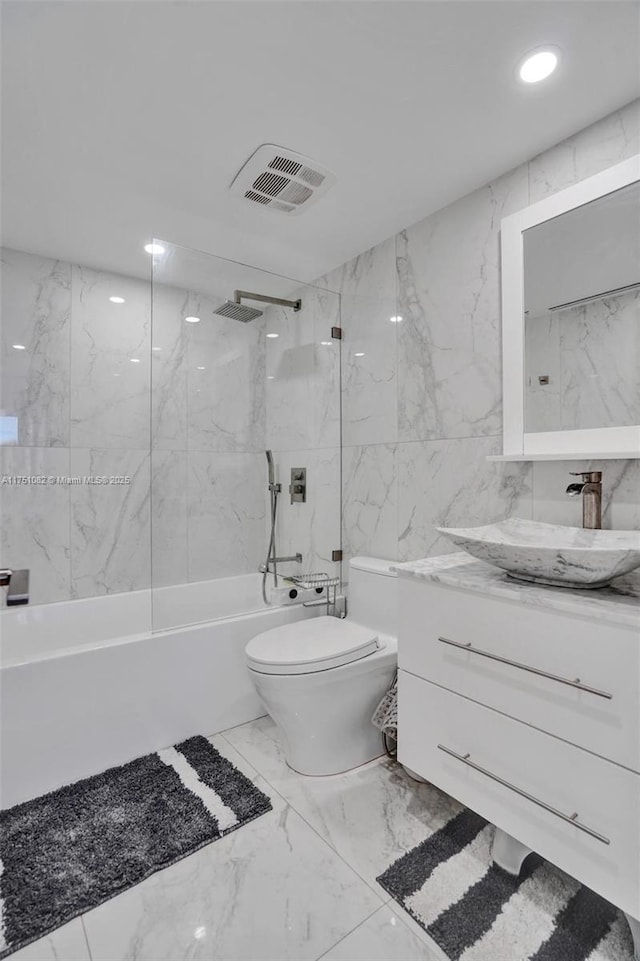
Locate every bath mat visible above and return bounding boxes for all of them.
[377,807,634,961]
[0,736,271,958]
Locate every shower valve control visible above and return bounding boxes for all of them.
[289,468,307,504]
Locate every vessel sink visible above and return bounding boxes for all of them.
[435,518,640,589]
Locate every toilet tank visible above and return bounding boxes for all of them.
[348,556,397,637]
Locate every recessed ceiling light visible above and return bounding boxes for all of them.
[389,315,403,324]
[196,366,205,370]
[320,341,332,346]
[518,48,559,84]
[354,352,365,357]
[266,333,279,339]
[152,347,162,351]
[130,358,141,364]
[109,296,125,304]
[184,316,200,324]
[144,243,165,255]
[267,375,275,380]
[12,344,26,350]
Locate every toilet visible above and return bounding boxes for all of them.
[245,556,397,776]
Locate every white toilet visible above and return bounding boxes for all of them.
[245,556,397,776]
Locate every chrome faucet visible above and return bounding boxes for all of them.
[0,568,30,605]
[565,471,602,530]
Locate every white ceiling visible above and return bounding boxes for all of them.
[2,1,639,289]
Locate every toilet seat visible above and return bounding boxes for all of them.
[246,617,380,675]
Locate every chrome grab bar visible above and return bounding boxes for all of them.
[437,744,610,845]
[438,636,612,701]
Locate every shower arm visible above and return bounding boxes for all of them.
[234,290,302,312]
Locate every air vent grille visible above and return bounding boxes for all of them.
[252,171,288,197]
[269,156,302,176]
[245,190,271,205]
[299,166,325,188]
[280,182,313,206]
[271,200,296,213]
[231,145,336,216]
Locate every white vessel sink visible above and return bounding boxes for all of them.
[436,518,640,589]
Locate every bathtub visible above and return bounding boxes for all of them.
[0,573,321,808]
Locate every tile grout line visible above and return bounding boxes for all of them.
[80,915,94,961]
[313,902,386,961]
[218,730,389,904]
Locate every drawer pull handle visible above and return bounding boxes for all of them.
[437,744,610,845]
[437,636,612,700]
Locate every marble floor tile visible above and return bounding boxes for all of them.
[223,716,462,895]
[5,918,90,961]
[320,904,444,961]
[82,735,383,961]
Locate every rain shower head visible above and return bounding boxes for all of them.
[213,289,302,323]
[215,300,263,322]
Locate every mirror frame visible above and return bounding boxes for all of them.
[500,153,640,460]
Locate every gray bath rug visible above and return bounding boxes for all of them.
[0,736,271,959]
[377,807,634,961]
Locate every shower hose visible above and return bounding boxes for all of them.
[262,482,280,605]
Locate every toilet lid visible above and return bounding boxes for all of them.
[246,617,379,675]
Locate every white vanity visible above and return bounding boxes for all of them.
[395,553,640,957]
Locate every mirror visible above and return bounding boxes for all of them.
[523,181,640,434]
[500,154,640,459]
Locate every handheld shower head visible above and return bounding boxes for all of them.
[265,449,275,487]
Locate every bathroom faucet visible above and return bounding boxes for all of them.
[565,471,602,530]
[0,568,30,605]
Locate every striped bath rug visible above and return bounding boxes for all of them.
[0,736,271,959]
[377,807,634,961]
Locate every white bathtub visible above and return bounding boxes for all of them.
[0,574,319,808]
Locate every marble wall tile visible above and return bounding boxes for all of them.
[265,285,341,452]
[151,449,188,588]
[337,238,398,448]
[188,451,265,581]
[342,444,398,563]
[529,98,640,203]
[1,248,71,447]
[187,292,266,453]
[0,446,71,604]
[558,291,640,431]
[396,164,528,443]
[269,447,341,579]
[70,266,150,449]
[532,458,640,532]
[70,449,150,598]
[397,436,533,562]
[151,284,188,451]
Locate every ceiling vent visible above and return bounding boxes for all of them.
[230,145,336,215]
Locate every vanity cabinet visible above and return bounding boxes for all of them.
[396,555,640,951]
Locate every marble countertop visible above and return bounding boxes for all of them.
[392,553,640,629]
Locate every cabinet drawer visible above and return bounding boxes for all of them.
[399,577,640,771]
[398,671,640,918]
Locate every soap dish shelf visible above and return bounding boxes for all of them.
[288,572,340,614]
